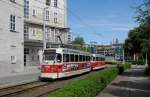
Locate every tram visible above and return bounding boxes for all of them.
[41,48,92,79]
[91,54,106,70]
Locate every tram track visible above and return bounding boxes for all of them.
[0,81,51,97]
[0,67,109,97]
[0,73,91,97]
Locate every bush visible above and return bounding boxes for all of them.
[45,68,118,97]
[117,63,131,74]
[145,66,150,75]
[132,60,145,65]
[105,61,118,65]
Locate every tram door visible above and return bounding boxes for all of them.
[24,55,26,66]
[24,48,30,66]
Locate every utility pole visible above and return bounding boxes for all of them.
[145,51,148,67]
[123,48,125,64]
[43,7,48,50]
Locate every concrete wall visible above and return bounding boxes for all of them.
[0,0,24,75]
[24,0,68,66]
[25,0,68,43]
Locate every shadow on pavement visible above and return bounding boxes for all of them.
[108,87,150,97]
[121,69,147,77]
[108,66,150,97]
[111,80,150,91]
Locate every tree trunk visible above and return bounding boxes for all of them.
[134,53,136,61]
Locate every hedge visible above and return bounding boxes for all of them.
[117,63,131,74]
[145,66,150,75]
[132,60,145,65]
[105,61,118,65]
[45,67,118,97]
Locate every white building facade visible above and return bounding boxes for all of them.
[0,0,68,76]
[0,0,24,75]
[24,0,68,67]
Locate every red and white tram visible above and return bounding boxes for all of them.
[91,54,106,70]
[41,48,91,79]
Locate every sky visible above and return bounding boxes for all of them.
[67,0,143,45]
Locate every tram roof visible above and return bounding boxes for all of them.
[92,53,105,58]
[45,48,91,55]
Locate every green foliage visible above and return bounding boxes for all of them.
[124,0,150,65]
[71,36,92,52]
[72,36,85,46]
[45,68,118,97]
[105,61,118,65]
[135,0,150,23]
[132,60,145,65]
[117,63,131,74]
[145,66,150,75]
[124,28,143,55]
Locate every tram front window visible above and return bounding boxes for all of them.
[44,53,56,64]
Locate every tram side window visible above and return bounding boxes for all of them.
[56,54,62,63]
[63,54,69,62]
[79,55,82,61]
[75,55,78,62]
[101,57,104,61]
[93,57,96,61]
[83,56,86,62]
[71,54,74,62]
[88,56,90,61]
[96,57,99,61]
[102,57,105,61]
[86,56,88,61]
[99,57,101,61]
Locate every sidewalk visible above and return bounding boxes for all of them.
[0,66,40,88]
[96,65,150,97]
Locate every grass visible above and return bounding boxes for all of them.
[117,63,131,74]
[44,67,118,97]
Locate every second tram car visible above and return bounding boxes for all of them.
[41,48,91,79]
[91,54,106,70]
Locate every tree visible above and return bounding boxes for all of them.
[124,28,143,61]
[71,36,85,46]
[124,0,150,64]
[71,36,91,52]
[135,0,150,24]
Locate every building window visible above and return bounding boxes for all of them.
[54,12,57,23]
[46,28,50,41]
[54,18,57,23]
[46,10,49,21]
[32,49,35,53]
[11,56,17,64]
[24,48,29,54]
[46,0,51,6]
[24,24,29,40]
[32,55,34,61]
[54,0,57,7]
[32,9,36,16]
[32,29,36,36]
[24,0,29,18]
[10,15,16,32]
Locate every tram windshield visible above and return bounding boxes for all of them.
[43,50,62,64]
[44,53,56,61]
[43,50,56,64]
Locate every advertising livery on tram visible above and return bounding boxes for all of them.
[41,48,92,79]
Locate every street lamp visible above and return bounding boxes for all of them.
[43,7,49,50]
[123,48,125,64]
[145,51,148,67]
